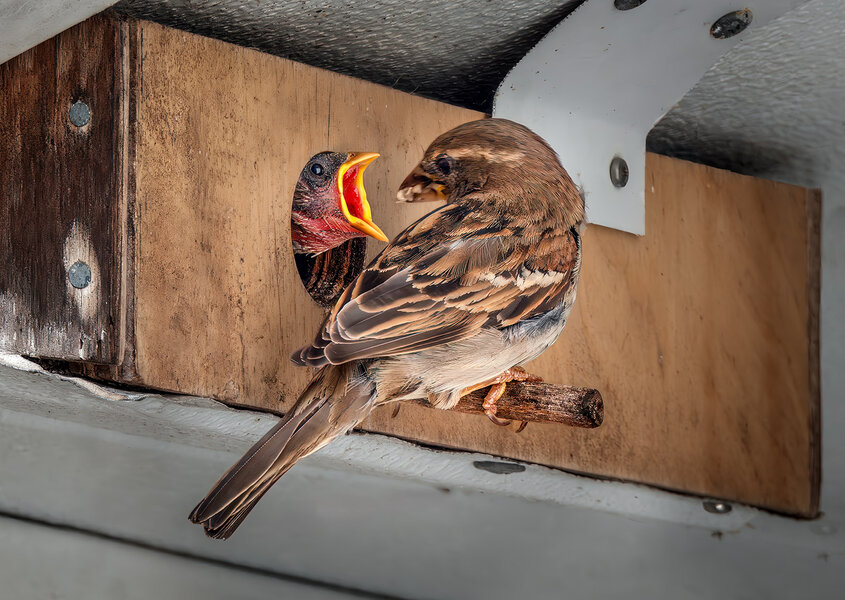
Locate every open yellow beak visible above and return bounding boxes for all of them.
[337,152,388,243]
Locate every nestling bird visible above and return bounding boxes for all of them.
[292,152,388,306]
[190,119,584,538]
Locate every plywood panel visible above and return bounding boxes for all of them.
[4,15,817,515]
[366,154,821,516]
[131,21,482,408]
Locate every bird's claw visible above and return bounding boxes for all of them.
[482,382,511,426]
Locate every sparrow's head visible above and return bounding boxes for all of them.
[292,151,388,255]
[397,118,584,225]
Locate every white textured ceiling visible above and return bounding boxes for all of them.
[114,0,844,189]
[649,0,845,189]
[115,0,583,112]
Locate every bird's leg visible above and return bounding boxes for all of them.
[482,382,511,426]
[462,366,543,429]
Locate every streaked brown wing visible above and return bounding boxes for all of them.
[293,202,580,367]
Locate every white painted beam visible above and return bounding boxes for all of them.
[0,363,843,598]
[0,0,117,66]
[0,515,369,600]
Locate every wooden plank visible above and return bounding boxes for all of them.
[366,154,821,516]
[130,20,482,408]
[0,15,125,363]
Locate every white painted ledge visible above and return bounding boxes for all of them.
[0,363,842,599]
[0,515,368,600]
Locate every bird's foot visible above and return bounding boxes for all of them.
[391,403,401,418]
[505,365,543,384]
[471,367,543,430]
[482,382,511,426]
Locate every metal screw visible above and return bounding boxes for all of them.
[609,156,629,188]
[69,101,91,127]
[614,0,648,10]
[703,499,733,514]
[68,261,92,289]
[710,9,753,39]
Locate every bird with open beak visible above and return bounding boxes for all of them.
[291,151,388,255]
[190,119,584,539]
[292,152,388,307]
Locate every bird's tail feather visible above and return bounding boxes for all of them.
[189,364,373,539]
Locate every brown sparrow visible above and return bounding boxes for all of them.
[190,118,584,538]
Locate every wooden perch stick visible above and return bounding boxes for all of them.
[410,382,603,429]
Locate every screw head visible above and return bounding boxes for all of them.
[68,261,92,289]
[703,499,733,514]
[711,9,753,39]
[609,156,629,188]
[69,101,91,127]
[614,0,648,10]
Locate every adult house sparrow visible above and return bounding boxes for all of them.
[292,152,389,306]
[190,119,584,538]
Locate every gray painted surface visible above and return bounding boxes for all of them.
[1,364,843,599]
[0,516,375,599]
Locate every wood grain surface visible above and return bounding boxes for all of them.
[1,15,820,515]
[0,15,125,363]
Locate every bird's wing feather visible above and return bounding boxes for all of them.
[293,201,580,367]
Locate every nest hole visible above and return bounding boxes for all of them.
[294,239,366,308]
[292,152,369,308]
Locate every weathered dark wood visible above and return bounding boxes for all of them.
[0,15,124,363]
[410,382,603,429]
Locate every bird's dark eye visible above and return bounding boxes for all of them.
[310,162,324,176]
[435,156,453,175]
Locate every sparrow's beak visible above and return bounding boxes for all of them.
[337,152,388,242]
[396,164,448,203]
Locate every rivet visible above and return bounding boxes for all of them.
[710,9,753,39]
[614,0,648,10]
[609,156,629,188]
[703,499,733,514]
[69,101,91,127]
[68,261,92,289]
[472,460,526,475]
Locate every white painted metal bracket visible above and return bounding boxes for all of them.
[493,0,809,235]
